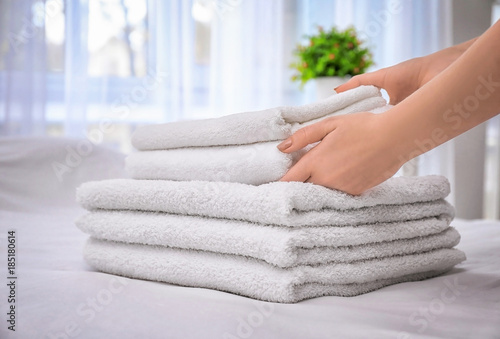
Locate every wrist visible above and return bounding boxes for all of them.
[373,110,419,167]
[376,105,436,165]
[418,45,466,86]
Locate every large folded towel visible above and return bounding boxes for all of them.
[125,141,308,185]
[131,86,386,150]
[76,175,453,227]
[84,237,466,303]
[77,210,458,267]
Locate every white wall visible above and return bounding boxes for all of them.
[451,0,494,219]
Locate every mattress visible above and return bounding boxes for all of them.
[0,137,499,339]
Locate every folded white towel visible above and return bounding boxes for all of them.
[76,175,453,227]
[125,141,309,185]
[131,86,386,150]
[76,210,458,267]
[84,237,466,303]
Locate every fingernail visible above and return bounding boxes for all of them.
[334,86,340,92]
[277,139,292,151]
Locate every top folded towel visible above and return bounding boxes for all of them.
[131,86,386,150]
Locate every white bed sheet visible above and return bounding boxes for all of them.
[0,137,499,339]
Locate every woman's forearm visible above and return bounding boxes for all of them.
[384,20,500,161]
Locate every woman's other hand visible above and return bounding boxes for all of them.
[335,38,476,104]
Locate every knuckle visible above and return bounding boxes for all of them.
[350,75,361,85]
[322,119,336,135]
[297,126,311,140]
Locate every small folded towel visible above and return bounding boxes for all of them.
[125,141,307,185]
[84,237,466,303]
[131,86,386,150]
[76,210,458,267]
[76,175,453,227]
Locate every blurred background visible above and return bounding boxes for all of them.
[0,0,499,219]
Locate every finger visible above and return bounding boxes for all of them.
[277,118,337,153]
[279,158,311,183]
[334,70,386,93]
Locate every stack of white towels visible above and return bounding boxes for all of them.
[76,86,465,303]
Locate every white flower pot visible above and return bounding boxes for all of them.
[314,76,350,101]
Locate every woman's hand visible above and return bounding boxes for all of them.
[278,112,406,195]
[335,38,476,104]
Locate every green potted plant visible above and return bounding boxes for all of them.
[290,26,373,100]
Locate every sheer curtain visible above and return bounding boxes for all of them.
[0,0,453,133]
[0,0,48,136]
[0,0,454,132]
[1,0,497,218]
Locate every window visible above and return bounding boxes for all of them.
[87,0,148,77]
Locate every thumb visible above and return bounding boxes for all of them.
[335,70,386,93]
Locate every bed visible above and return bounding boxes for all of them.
[0,137,499,339]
